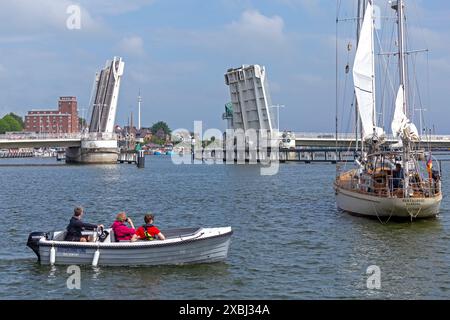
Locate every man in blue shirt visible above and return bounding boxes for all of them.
[64,207,103,242]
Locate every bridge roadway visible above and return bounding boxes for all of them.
[293,132,450,149]
[2,132,450,149]
[0,133,116,149]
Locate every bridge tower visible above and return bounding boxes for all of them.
[66,57,125,163]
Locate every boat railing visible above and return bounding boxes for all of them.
[341,174,440,198]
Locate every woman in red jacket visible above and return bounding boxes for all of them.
[111,212,138,242]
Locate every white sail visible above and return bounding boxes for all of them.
[391,85,419,141]
[391,85,407,138]
[353,1,384,141]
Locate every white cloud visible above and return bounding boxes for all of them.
[226,10,286,43]
[118,36,145,56]
[148,9,292,60]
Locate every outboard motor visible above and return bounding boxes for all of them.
[27,232,47,261]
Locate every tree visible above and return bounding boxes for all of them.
[151,136,165,146]
[0,119,10,134]
[8,113,24,129]
[79,117,87,130]
[150,121,171,136]
[2,115,21,132]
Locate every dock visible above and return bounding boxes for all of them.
[193,148,355,164]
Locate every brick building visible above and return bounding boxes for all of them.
[25,97,79,133]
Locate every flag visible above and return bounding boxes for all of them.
[426,154,433,173]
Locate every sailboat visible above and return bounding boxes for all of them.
[334,0,442,220]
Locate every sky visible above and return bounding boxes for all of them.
[0,0,449,133]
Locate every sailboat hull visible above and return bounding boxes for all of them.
[335,184,442,219]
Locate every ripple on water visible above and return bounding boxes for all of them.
[1,158,450,299]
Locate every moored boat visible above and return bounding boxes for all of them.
[334,0,442,220]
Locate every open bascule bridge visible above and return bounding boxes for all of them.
[2,61,450,164]
[219,64,450,163]
[0,57,125,164]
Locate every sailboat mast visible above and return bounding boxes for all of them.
[397,0,408,115]
[355,0,367,153]
[369,0,376,129]
[393,0,411,196]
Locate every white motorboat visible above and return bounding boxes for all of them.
[27,227,233,266]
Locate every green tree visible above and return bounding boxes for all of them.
[2,115,21,132]
[0,119,10,134]
[151,136,165,146]
[150,121,171,135]
[79,117,87,130]
[8,113,24,129]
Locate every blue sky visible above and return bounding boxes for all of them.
[0,0,449,133]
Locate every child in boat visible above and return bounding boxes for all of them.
[135,213,166,241]
[65,207,104,242]
[111,212,138,242]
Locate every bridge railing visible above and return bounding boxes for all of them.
[292,132,450,142]
[0,132,117,141]
[0,132,82,140]
[293,132,365,140]
[80,132,117,140]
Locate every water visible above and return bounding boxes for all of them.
[0,156,450,299]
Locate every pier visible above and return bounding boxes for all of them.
[0,150,34,158]
[193,147,355,164]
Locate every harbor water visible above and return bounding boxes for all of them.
[0,156,449,299]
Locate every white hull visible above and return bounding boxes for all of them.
[335,184,442,219]
[29,227,232,266]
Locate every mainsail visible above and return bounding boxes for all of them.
[353,1,384,141]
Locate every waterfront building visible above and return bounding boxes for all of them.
[24,97,79,133]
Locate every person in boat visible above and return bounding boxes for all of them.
[64,207,104,242]
[111,212,138,242]
[392,163,404,190]
[135,213,166,241]
[432,170,441,194]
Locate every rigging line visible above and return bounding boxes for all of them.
[377,12,394,131]
[335,0,341,155]
[340,46,351,138]
[426,51,431,122]
[383,0,397,129]
[410,53,417,124]
[374,27,396,102]
[381,24,396,130]
[344,97,354,142]
[411,0,429,51]
[412,54,425,129]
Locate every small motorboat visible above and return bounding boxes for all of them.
[27,227,232,266]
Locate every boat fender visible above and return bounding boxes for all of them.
[50,245,56,265]
[92,248,100,267]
